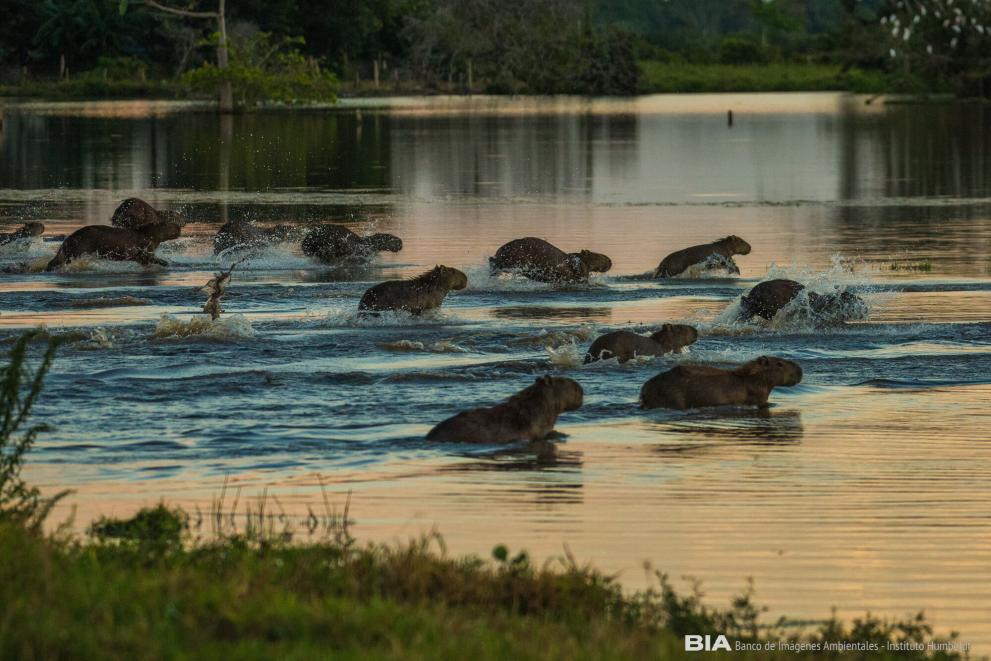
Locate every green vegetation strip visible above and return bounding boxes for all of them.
[638,62,919,95]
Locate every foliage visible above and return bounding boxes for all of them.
[718,36,774,64]
[0,333,67,532]
[868,0,991,95]
[183,31,338,107]
[638,60,912,93]
[0,503,964,659]
[404,0,640,94]
[90,503,189,553]
[5,0,991,97]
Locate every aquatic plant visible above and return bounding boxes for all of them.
[0,332,67,532]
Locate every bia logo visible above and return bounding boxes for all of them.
[685,635,731,652]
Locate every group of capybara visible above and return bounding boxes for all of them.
[6,198,871,445]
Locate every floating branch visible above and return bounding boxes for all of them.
[201,257,246,320]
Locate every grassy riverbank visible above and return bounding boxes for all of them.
[0,62,932,101]
[638,61,927,95]
[0,505,965,661]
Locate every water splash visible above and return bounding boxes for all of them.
[153,313,255,339]
[381,339,469,353]
[69,295,152,308]
[314,305,467,328]
[707,256,881,333]
[679,254,741,279]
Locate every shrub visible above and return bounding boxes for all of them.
[183,32,338,107]
[0,332,67,532]
[718,37,773,65]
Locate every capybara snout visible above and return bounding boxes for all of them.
[579,250,612,273]
[724,235,751,255]
[443,266,469,291]
[554,376,584,411]
[651,323,698,347]
[369,233,403,253]
[754,356,803,386]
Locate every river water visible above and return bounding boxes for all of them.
[1,93,990,647]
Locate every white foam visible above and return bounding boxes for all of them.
[380,339,469,353]
[705,256,881,334]
[153,313,255,339]
[314,305,466,328]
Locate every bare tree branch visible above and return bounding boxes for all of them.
[144,0,217,20]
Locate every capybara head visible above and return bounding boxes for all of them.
[142,221,183,243]
[735,356,802,387]
[535,375,584,412]
[21,222,45,237]
[720,235,752,255]
[433,265,468,290]
[813,290,869,321]
[112,198,160,229]
[578,250,612,273]
[650,323,699,349]
[368,233,403,253]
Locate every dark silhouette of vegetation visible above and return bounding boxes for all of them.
[7,0,985,98]
[0,332,67,533]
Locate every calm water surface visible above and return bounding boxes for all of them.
[2,93,990,647]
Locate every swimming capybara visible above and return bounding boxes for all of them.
[358,265,467,314]
[584,323,699,364]
[213,218,300,254]
[111,198,184,231]
[45,222,182,271]
[640,356,803,410]
[489,237,612,284]
[301,224,403,263]
[654,235,752,278]
[426,375,584,443]
[0,222,44,247]
[739,279,868,323]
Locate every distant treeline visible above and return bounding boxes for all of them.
[1,0,988,96]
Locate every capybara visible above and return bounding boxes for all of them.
[584,323,699,364]
[489,237,612,284]
[111,198,184,230]
[358,265,467,314]
[0,222,44,247]
[213,218,300,254]
[654,235,752,278]
[640,356,803,410]
[45,222,182,271]
[739,279,868,323]
[426,375,584,443]
[301,224,403,263]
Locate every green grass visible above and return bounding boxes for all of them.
[0,504,965,660]
[0,77,186,100]
[638,61,925,95]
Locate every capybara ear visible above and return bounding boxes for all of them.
[735,357,766,377]
[661,323,672,331]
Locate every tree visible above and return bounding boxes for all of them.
[120,0,233,112]
[182,29,338,107]
[867,0,991,95]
